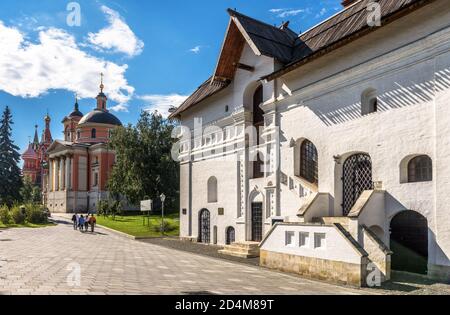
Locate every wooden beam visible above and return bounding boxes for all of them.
[234,62,255,72]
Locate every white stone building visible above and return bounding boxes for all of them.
[170,0,450,284]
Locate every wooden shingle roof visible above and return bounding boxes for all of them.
[265,0,436,80]
[169,77,230,118]
[170,0,435,118]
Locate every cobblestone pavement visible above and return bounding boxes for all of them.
[0,219,369,295]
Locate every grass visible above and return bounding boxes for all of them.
[0,222,55,229]
[96,213,180,238]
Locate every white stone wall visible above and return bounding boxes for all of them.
[178,0,450,274]
[260,224,363,264]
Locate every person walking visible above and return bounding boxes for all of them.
[84,214,90,231]
[89,214,97,233]
[75,213,80,230]
[71,214,77,230]
[79,215,85,232]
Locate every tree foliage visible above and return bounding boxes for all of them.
[0,106,22,206]
[108,111,179,212]
[20,177,42,204]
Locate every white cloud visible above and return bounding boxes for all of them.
[138,94,188,117]
[316,8,327,18]
[269,8,310,18]
[0,20,134,110]
[87,5,144,57]
[189,46,201,54]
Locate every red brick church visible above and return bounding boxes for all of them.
[23,77,124,213]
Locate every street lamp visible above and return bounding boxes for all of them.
[160,193,166,235]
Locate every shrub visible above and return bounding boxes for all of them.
[11,207,26,224]
[152,220,177,233]
[25,204,48,224]
[0,206,11,225]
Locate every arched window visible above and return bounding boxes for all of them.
[207,176,218,203]
[253,85,265,179]
[300,140,318,184]
[408,155,432,183]
[77,130,81,140]
[362,88,378,116]
[91,128,97,139]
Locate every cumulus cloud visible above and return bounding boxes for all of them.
[138,94,188,117]
[87,5,144,57]
[0,20,134,109]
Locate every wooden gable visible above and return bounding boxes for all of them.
[213,20,247,82]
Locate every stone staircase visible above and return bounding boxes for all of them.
[218,242,260,258]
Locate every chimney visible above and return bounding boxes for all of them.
[341,0,359,7]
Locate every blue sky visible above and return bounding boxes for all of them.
[0,0,342,155]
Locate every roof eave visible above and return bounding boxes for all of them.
[262,0,437,82]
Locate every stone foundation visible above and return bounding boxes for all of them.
[428,264,450,283]
[260,250,369,287]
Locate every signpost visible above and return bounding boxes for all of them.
[140,199,153,227]
[160,194,166,236]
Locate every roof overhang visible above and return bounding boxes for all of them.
[262,0,437,82]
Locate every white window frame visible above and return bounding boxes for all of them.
[285,231,295,247]
[299,232,310,248]
[314,233,327,250]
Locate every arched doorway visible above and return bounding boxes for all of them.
[342,153,373,216]
[251,203,263,242]
[390,211,428,274]
[226,227,236,245]
[198,209,211,244]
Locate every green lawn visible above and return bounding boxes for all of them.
[0,222,55,229]
[96,213,180,238]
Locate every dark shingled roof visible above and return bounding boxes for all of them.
[170,0,435,118]
[79,109,122,126]
[227,9,298,63]
[266,0,436,80]
[169,77,230,118]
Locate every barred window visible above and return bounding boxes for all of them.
[300,140,318,184]
[408,156,432,183]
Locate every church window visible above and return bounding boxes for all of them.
[285,231,295,247]
[300,140,318,184]
[207,176,218,203]
[299,232,310,248]
[314,233,326,249]
[408,155,432,183]
[91,129,97,139]
[77,130,81,140]
[362,88,378,116]
[94,173,99,187]
[253,85,265,179]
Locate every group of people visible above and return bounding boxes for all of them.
[71,213,97,233]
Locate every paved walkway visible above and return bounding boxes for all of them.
[0,218,368,295]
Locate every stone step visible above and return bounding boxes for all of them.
[227,242,260,249]
[218,249,259,259]
[218,242,260,259]
[222,246,260,255]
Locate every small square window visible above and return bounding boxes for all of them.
[182,209,187,215]
[314,233,326,249]
[285,231,295,247]
[299,232,310,248]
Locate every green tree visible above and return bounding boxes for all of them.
[20,177,42,204]
[108,111,179,212]
[0,106,22,206]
